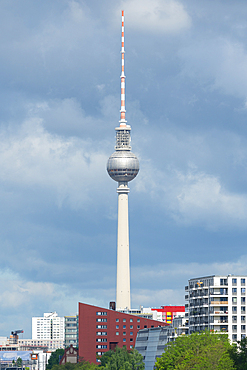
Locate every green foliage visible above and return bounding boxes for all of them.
[46,349,65,370]
[50,361,97,370]
[16,357,23,367]
[155,331,236,370]
[230,337,247,370]
[100,346,144,370]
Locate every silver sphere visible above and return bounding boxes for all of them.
[107,151,139,182]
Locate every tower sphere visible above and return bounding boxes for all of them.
[107,151,139,182]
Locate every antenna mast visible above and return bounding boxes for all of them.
[120,10,126,127]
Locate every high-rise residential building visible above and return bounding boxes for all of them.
[32,312,65,341]
[107,10,139,311]
[64,315,78,348]
[185,275,247,342]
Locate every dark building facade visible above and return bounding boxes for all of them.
[78,302,168,364]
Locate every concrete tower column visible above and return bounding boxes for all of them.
[116,182,130,310]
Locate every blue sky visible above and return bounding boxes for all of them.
[1,0,247,338]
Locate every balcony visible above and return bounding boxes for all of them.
[210,301,228,305]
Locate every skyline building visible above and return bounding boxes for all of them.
[32,312,64,341]
[107,10,139,311]
[185,274,247,342]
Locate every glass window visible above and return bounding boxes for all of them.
[137,319,140,322]
[232,278,237,284]
[137,325,140,329]
[232,307,237,313]
[116,325,119,329]
[123,319,126,322]
[116,332,119,336]
[242,307,246,313]
[241,279,246,284]
[116,319,119,322]
[242,288,246,294]
[130,325,133,329]
[232,288,237,294]
[123,325,126,329]
[130,319,133,322]
[232,297,237,303]
[241,325,246,331]
[130,332,133,335]
[123,332,126,335]
[130,345,133,349]
[242,297,246,304]
[123,338,126,342]
[130,338,133,342]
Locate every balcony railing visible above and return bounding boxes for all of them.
[211,301,228,305]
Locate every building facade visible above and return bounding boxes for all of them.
[186,275,247,342]
[78,302,168,364]
[64,316,78,348]
[18,339,64,351]
[135,316,188,370]
[32,312,65,341]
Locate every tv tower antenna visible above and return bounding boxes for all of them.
[107,10,139,311]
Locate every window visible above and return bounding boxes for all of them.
[232,288,237,294]
[232,334,237,341]
[242,297,246,304]
[96,359,101,363]
[123,319,126,322]
[241,325,246,331]
[232,325,237,331]
[130,319,133,322]
[96,325,107,329]
[241,279,246,285]
[232,307,237,313]
[130,325,133,329]
[232,297,237,303]
[130,345,133,349]
[242,334,246,339]
[116,325,119,329]
[116,319,119,322]
[96,312,107,316]
[97,332,107,336]
[96,345,107,349]
[137,319,140,322]
[144,325,147,328]
[130,332,133,335]
[130,338,133,342]
[116,332,119,336]
[232,278,237,285]
[137,325,140,329]
[242,307,246,313]
[242,288,246,294]
[232,316,237,323]
[242,316,246,323]
[96,318,107,322]
[123,325,126,329]
[123,332,126,335]
[123,338,126,342]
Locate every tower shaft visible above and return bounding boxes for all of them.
[116,182,130,310]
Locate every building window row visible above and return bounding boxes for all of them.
[96,312,107,316]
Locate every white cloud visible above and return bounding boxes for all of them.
[0,115,109,209]
[119,0,191,33]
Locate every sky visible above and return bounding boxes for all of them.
[1,0,247,338]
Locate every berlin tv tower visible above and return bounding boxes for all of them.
[107,11,139,311]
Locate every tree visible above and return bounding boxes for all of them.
[50,361,97,370]
[16,358,23,367]
[100,346,144,370]
[230,337,247,370]
[155,331,236,370]
[46,349,65,370]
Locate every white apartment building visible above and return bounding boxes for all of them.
[32,312,65,341]
[185,275,247,342]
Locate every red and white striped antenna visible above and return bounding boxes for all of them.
[120,10,126,127]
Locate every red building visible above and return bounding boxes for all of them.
[78,302,168,364]
[151,306,185,324]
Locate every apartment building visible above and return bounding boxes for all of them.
[64,315,78,348]
[32,312,65,341]
[185,275,247,342]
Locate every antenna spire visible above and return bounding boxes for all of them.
[120,10,126,127]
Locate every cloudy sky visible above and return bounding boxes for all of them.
[1,0,247,337]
